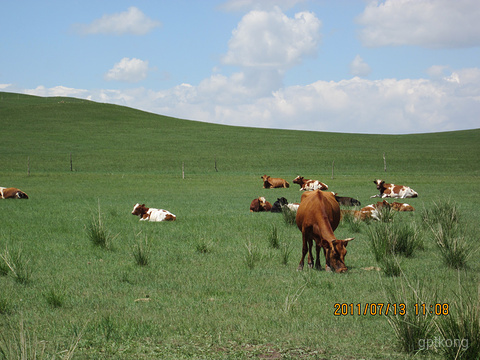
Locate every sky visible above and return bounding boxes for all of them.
[1,0,480,134]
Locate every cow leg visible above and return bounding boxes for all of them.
[323,246,332,272]
[314,243,322,270]
[298,232,309,271]
[307,239,314,268]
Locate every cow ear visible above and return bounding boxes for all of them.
[142,204,146,207]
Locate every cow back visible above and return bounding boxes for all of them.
[296,190,340,233]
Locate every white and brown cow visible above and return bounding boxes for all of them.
[391,202,415,212]
[371,179,418,199]
[0,187,29,199]
[131,203,176,222]
[293,176,328,191]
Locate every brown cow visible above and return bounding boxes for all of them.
[250,197,272,212]
[391,202,415,212]
[296,190,354,272]
[0,187,29,199]
[261,175,289,189]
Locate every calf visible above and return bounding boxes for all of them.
[371,179,418,199]
[0,187,29,199]
[131,203,176,222]
[250,197,272,212]
[261,175,289,189]
[293,176,328,191]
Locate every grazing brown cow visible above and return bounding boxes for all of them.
[250,197,272,212]
[261,175,289,189]
[0,187,29,199]
[293,176,328,191]
[371,179,418,198]
[296,190,354,272]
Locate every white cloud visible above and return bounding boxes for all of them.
[350,55,371,77]
[223,8,321,69]
[104,58,150,83]
[219,0,305,12]
[0,84,12,90]
[74,7,161,35]
[357,0,480,48]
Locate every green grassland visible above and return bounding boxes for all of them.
[0,92,479,359]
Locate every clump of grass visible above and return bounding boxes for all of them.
[280,242,292,266]
[423,200,471,269]
[87,202,113,250]
[0,246,33,284]
[268,225,280,249]
[100,314,117,341]
[0,296,12,315]
[421,200,459,234]
[368,221,422,277]
[437,283,480,359]
[376,205,396,223]
[281,207,297,226]
[385,279,437,354]
[341,210,362,233]
[0,259,8,276]
[244,241,260,269]
[133,234,150,266]
[195,240,213,254]
[44,287,65,308]
[432,224,471,269]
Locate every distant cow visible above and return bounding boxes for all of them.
[250,197,272,212]
[271,197,300,213]
[131,203,176,222]
[371,179,418,199]
[296,190,354,272]
[359,200,390,221]
[0,187,29,199]
[333,193,361,206]
[391,202,415,212]
[293,176,328,191]
[261,175,289,189]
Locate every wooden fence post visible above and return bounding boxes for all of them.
[27,156,30,176]
[70,152,73,172]
[215,156,218,172]
[182,162,185,179]
[331,160,335,179]
[383,153,387,172]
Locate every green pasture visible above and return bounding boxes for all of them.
[0,92,479,359]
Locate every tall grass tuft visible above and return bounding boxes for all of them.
[268,225,280,249]
[423,200,471,269]
[133,233,150,266]
[281,207,297,226]
[0,246,33,284]
[376,205,396,223]
[44,287,65,309]
[0,296,11,315]
[385,279,437,354]
[86,202,113,250]
[244,241,260,270]
[280,242,292,266]
[436,283,480,359]
[341,210,362,233]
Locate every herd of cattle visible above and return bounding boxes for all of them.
[2,176,418,273]
[250,175,418,273]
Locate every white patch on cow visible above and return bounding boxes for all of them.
[286,203,299,211]
[143,208,176,222]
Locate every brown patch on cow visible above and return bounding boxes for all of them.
[165,214,176,221]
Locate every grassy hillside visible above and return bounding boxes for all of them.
[0,92,479,359]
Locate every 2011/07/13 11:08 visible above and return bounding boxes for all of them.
[333,303,450,316]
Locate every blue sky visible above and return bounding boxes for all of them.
[1,0,479,134]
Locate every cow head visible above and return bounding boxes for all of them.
[293,176,304,184]
[16,191,28,199]
[325,238,354,273]
[132,203,147,217]
[276,197,288,206]
[374,179,385,190]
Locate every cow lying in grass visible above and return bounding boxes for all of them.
[341,200,414,221]
[261,175,289,189]
[0,187,29,199]
[131,203,176,222]
[271,197,300,213]
[371,179,418,198]
[293,176,328,191]
[250,197,272,212]
[333,193,361,206]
